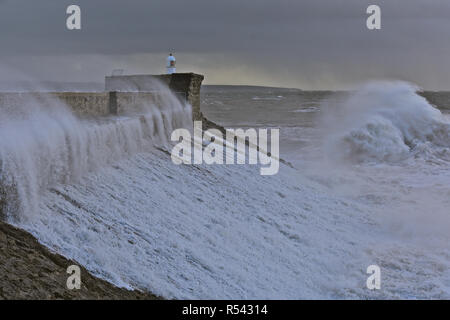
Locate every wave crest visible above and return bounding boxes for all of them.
[322,82,450,163]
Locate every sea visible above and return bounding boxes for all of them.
[1,80,449,299]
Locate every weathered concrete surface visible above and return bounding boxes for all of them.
[0,92,159,117]
[105,73,204,120]
[0,73,204,120]
[115,92,158,115]
[0,92,110,117]
[54,92,110,117]
[0,220,161,300]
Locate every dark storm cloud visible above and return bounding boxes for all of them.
[1,0,450,89]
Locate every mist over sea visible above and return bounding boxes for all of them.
[1,81,450,299]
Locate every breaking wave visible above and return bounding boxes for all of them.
[323,82,450,164]
[0,86,191,222]
[1,80,449,299]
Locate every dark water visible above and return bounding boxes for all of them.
[202,86,450,128]
[201,86,450,164]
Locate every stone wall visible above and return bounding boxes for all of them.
[105,73,204,120]
[114,92,158,115]
[0,92,110,117]
[0,73,204,119]
[0,92,159,118]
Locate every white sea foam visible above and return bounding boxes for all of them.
[0,84,191,222]
[1,80,449,299]
[321,82,450,163]
[292,107,318,113]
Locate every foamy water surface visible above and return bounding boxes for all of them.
[1,81,449,299]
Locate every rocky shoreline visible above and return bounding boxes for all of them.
[0,220,161,300]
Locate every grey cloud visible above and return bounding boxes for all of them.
[1,0,450,89]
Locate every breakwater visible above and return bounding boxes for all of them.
[0,73,204,119]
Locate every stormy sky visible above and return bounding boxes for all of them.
[1,0,450,90]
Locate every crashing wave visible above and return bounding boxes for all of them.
[0,87,191,222]
[323,82,450,163]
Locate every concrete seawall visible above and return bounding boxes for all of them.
[105,73,204,120]
[0,92,110,117]
[0,73,204,119]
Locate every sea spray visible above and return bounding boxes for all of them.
[9,82,450,299]
[0,84,192,223]
[307,81,450,252]
[320,81,450,163]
